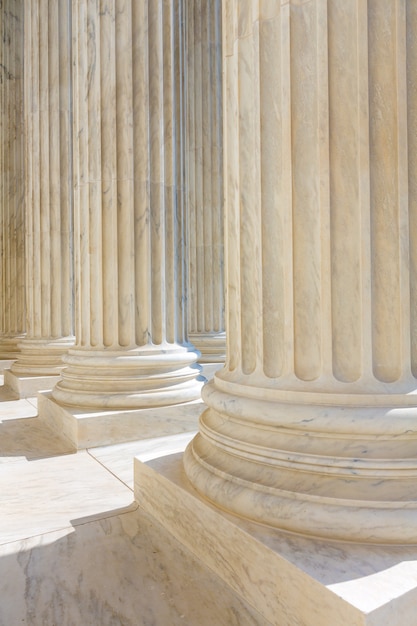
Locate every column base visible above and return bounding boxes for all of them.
[3,370,61,398]
[0,359,16,374]
[183,379,417,544]
[10,337,74,377]
[188,332,226,363]
[0,335,25,360]
[38,391,205,449]
[51,345,204,409]
[135,452,417,626]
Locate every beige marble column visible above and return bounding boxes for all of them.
[5,0,75,396]
[0,0,26,364]
[185,0,225,365]
[184,0,417,544]
[49,0,202,410]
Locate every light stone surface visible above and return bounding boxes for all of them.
[0,510,267,626]
[185,0,226,363]
[0,386,267,626]
[39,391,204,449]
[3,1,417,624]
[0,452,135,544]
[89,431,197,489]
[183,0,417,544]
[0,414,71,465]
[4,370,61,397]
[136,453,417,626]
[0,360,15,374]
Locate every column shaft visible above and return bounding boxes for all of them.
[9,0,74,379]
[186,0,225,363]
[184,0,417,544]
[52,0,202,409]
[0,0,25,360]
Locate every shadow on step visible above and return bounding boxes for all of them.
[0,416,75,460]
[0,506,266,626]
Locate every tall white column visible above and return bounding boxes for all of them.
[7,0,74,390]
[184,0,417,544]
[0,0,26,362]
[51,0,202,409]
[185,0,225,364]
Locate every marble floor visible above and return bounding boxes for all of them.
[0,374,268,626]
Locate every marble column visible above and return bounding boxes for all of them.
[6,0,75,396]
[0,0,26,364]
[49,0,202,410]
[185,0,225,365]
[184,0,417,544]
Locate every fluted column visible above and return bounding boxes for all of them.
[185,0,225,364]
[184,0,417,544]
[0,0,26,361]
[51,0,202,409]
[8,0,74,383]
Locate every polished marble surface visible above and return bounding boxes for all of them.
[0,384,267,625]
[0,452,135,544]
[136,453,417,626]
[90,432,197,489]
[0,509,267,626]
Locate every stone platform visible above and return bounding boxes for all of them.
[134,454,417,626]
[0,377,266,625]
[4,368,417,626]
[36,362,223,449]
[3,369,61,398]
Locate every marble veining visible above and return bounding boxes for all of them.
[0,451,134,544]
[0,384,266,625]
[0,510,267,626]
[136,452,417,626]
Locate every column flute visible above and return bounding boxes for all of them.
[7,0,75,395]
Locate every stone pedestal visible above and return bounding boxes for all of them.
[40,0,203,447]
[0,361,16,375]
[6,0,75,398]
[136,453,417,626]
[39,392,204,450]
[185,0,225,364]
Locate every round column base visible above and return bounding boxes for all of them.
[188,332,226,364]
[52,344,205,409]
[0,335,26,360]
[183,381,417,544]
[10,337,75,376]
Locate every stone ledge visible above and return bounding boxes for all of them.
[4,370,61,398]
[134,452,417,626]
[0,360,16,374]
[38,392,205,449]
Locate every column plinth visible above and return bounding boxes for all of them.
[187,332,226,364]
[183,0,417,544]
[10,338,75,377]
